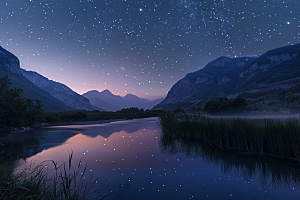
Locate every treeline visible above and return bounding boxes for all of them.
[0,76,164,136]
[204,97,248,113]
[0,76,43,134]
[238,89,300,112]
[44,108,164,123]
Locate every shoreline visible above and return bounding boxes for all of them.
[204,113,300,119]
[2,116,159,138]
[33,118,129,127]
[4,118,130,137]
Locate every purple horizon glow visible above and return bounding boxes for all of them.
[1,0,299,99]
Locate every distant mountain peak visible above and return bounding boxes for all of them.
[88,90,100,93]
[101,89,113,94]
[83,89,154,111]
[123,93,141,101]
[99,89,116,98]
[124,93,137,97]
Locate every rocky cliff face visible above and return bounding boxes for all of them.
[154,44,300,110]
[21,70,94,111]
[0,46,21,74]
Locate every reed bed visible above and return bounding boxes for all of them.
[160,113,300,162]
[0,152,108,200]
[159,136,300,189]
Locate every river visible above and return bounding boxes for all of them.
[3,117,300,199]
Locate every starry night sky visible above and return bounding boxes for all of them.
[0,0,299,99]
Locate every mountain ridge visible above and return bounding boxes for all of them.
[0,46,71,112]
[21,69,94,111]
[154,43,300,110]
[83,89,163,111]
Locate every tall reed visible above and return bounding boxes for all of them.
[160,113,300,162]
[0,152,109,200]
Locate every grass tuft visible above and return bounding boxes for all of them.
[0,152,109,200]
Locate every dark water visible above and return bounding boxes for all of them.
[3,117,300,199]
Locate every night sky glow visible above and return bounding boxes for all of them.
[0,0,299,99]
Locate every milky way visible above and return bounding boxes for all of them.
[0,0,299,99]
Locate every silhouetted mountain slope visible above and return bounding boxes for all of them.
[88,96,121,112]
[123,94,150,107]
[0,46,70,112]
[154,44,300,110]
[146,98,164,110]
[21,69,94,111]
[83,90,126,108]
[91,105,106,112]
[83,90,154,111]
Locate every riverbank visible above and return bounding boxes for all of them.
[160,113,300,162]
[34,118,129,127]
[4,119,128,138]
[1,108,165,137]
[203,113,300,119]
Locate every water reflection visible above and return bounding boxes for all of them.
[47,117,157,138]
[2,117,300,199]
[160,134,300,189]
[1,118,159,160]
[1,129,43,159]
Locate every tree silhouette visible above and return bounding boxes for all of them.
[204,97,248,113]
[0,76,43,135]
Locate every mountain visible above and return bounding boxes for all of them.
[123,94,150,107]
[88,97,121,112]
[83,89,158,111]
[21,69,94,111]
[91,105,106,112]
[143,98,164,110]
[0,46,70,112]
[154,44,300,110]
[83,90,126,109]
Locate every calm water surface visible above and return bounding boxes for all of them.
[5,117,300,199]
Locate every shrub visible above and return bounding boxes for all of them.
[0,152,109,200]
